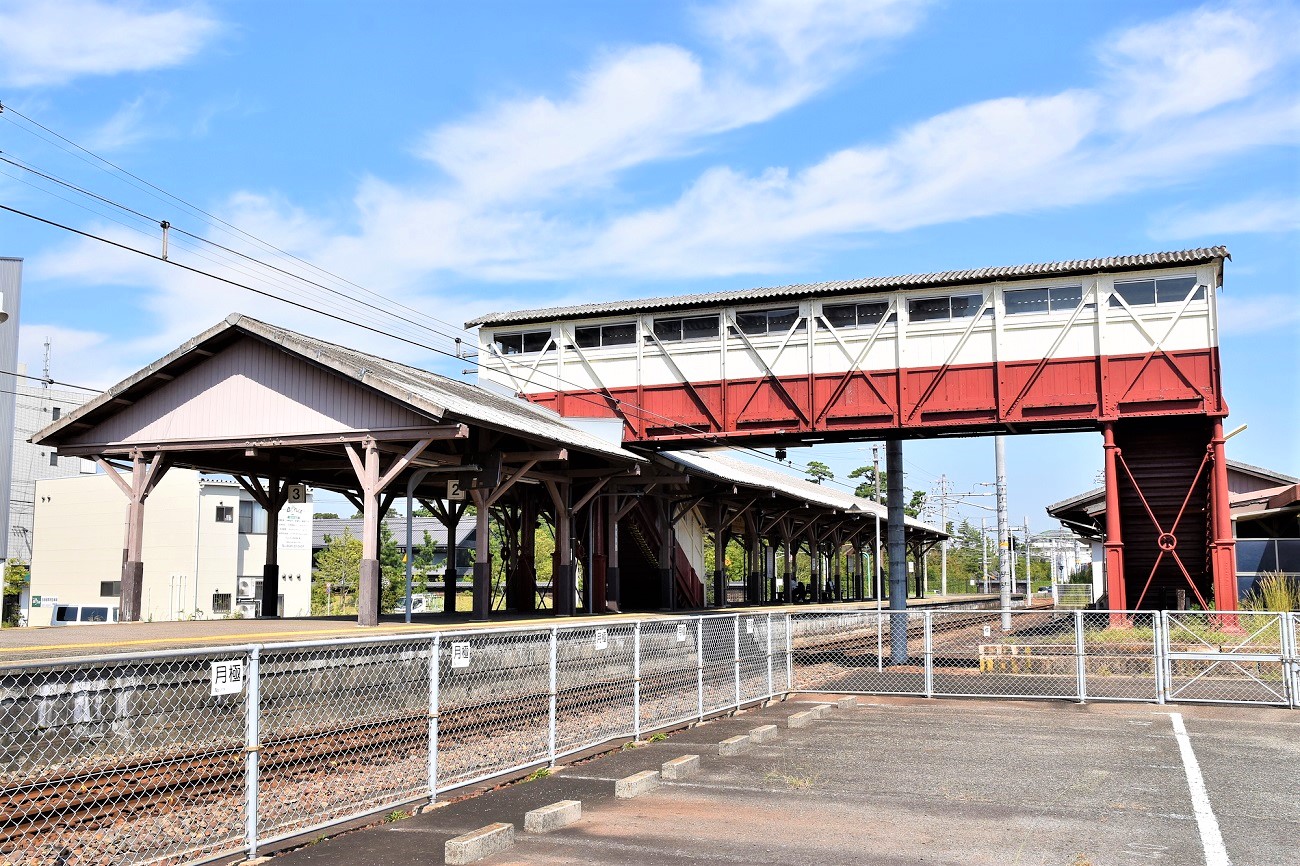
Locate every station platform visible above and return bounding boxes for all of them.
[0,594,1008,664]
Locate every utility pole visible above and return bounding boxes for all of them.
[1023,516,1031,598]
[873,444,883,670]
[938,475,950,597]
[995,435,1012,630]
[980,516,988,593]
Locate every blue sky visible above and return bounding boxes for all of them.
[0,0,1296,527]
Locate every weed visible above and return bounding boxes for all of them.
[384,809,409,823]
[1243,572,1300,613]
[522,767,551,783]
[648,732,668,742]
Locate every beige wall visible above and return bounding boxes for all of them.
[28,469,312,624]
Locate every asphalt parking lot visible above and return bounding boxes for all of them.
[273,695,1299,866]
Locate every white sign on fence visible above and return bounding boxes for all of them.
[594,628,609,650]
[210,659,244,696]
[746,618,754,634]
[676,623,687,642]
[451,641,472,668]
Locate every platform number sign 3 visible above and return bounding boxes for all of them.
[285,484,307,504]
[210,659,244,696]
[451,641,472,669]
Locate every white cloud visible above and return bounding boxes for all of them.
[1100,3,1296,130]
[1149,195,1300,240]
[23,0,1300,377]
[1216,292,1300,336]
[17,323,117,389]
[84,95,157,152]
[0,0,220,88]
[417,0,929,203]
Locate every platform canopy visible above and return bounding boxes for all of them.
[32,314,645,624]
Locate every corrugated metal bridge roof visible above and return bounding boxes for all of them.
[467,247,1230,327]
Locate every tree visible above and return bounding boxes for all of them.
[3,559,28,626]
[313,528,362,614]
[848,465,881,499]
[312,512,339,519]
[377,521,407,613]
[412,505,435,518]
[804,460,834,485]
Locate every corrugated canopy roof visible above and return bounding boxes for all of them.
[467,247,1230,327]
[34,314,644,464]
[660,449,944,537]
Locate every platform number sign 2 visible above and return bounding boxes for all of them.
[210,659,244,696]
[447,479,467,501]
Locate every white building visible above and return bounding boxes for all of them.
[26,468,313,624]
[0,258,24,562]
[9,382,95,561]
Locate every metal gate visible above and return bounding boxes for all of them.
[1161,611,1293,706]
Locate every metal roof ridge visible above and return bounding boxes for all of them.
[465,246,1230,327]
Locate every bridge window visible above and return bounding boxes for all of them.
[574,322,636,349]
[1005,285,1083,315]
[653,315,719,342]
[1109,276,1203,309]
[908,293,987,323]
[494,329,550,355]
[735,307,804,336]
[823,301,893,329]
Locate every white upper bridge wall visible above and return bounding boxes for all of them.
[476,263,1220,395]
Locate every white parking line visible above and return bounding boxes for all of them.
[1168,712,1231,866]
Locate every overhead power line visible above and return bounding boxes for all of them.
[0,105,911,499]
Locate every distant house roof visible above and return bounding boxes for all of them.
[1047,460,1299,538]
[658,449,945,538]
[312,517,475,551]
[468,247,1230,327]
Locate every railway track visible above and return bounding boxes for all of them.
[5,608,1034,862]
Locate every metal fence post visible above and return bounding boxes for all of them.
[244,646,260,858]
[923,611,933,698]
[548,626,558,765]
[765,612,774,699]
[1074,610,1086,703]
[428,635,440,800]
[696,618,705,721]
[1282,611,1297,710]
[785,612,794,691]
[633,622,642,741]
[733,615,742,710]
[1154,612,1167,705]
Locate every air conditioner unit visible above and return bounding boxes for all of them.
[237,601,260,619]
[237,577,259,599]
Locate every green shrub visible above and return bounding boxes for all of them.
[1243,571,1300,612]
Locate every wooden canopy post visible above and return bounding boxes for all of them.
[712,502,729,609]
[235,469,290,618]
[422,497,469,617]
[95,450,170,622]
[347,436,435,626]
[806,522,821,604]
[545,480,574,615]
[604,491,620,613]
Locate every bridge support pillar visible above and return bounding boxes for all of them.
[1102,423,1127,620]
[1209,419,1238,612]
[887,439,909,664]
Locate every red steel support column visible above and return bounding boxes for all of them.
[1209,419,1238,613]
[1102,423,1127,620]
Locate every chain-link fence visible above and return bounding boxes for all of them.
[2,608,1295,865]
